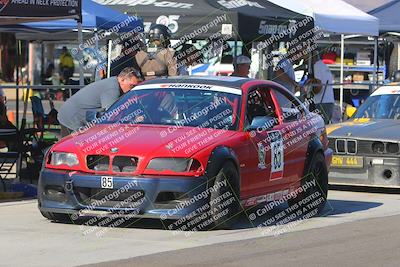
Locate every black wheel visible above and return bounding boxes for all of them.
[288,152,328,216]
[209,161,240,229]
[40,210,72,223]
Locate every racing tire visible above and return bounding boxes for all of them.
[287,152,328,216]
[40,211,72,223]
[209,161,241,230]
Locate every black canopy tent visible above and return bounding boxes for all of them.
[0,0,81,25]
[96,0,313,41]
[0,0,83,128]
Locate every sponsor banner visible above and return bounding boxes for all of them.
[0,0,81,19]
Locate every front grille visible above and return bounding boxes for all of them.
[112,156,138,173]
[74,187,145,208]
[335,139,346,154]
[358,140,373,154]
[329,138,400,155]
[87,155,139,173]
[387,143,399,154]
[347,140,357,154]
[87,155,110,171]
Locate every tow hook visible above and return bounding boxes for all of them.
[65,180,73,192]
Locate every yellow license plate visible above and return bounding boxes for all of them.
[331,155,364,168]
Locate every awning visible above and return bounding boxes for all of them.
[0,0,143,40]
[95,0,313,41]
[0,0,81,24]
[20,0,143,32]
[369,0,400,33]
[268,0,379,36]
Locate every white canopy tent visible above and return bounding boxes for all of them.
[268,0,380,110]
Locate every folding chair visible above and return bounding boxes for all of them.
[0,128,20,192]
[30,96,59,139]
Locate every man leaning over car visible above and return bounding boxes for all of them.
[58,67,140,137]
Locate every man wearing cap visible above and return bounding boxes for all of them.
[231,55,251,78]
[58,67,140,137]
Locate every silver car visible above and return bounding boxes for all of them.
[328,85,400,188]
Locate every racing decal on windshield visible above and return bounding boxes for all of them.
[269,130,284,180]
[371,86,400,96]
[133,83,242,95]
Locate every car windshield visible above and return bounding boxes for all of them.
[100,88,241,130]
[354,94,400,119]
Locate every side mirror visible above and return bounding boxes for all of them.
[246,116,276,132]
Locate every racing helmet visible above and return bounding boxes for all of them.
[148,24,172,48]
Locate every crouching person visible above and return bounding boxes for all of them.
[58,67,140,137]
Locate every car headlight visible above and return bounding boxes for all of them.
[146,158,201,172]
[50,152,79,167]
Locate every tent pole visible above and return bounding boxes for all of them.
[77,21,84,86]
[372,36,378,91]
[340,34,344,119]
[107,39,112,78]
[15,39,19,129]
[234,37,238,58]
[94,31,100,81]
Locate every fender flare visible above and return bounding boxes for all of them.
[204,146,240,188]
[303,135,324,176]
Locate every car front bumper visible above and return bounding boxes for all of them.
[329,156,400,188]
[38,168,209,220]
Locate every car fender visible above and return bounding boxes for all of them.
[304,136,324,176]
[204,146,240,189]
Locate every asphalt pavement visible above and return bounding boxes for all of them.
[1,189,400,267]
[83,214,400,267]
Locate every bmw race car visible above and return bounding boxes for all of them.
[38,76,332,229]
[328,85,400,188]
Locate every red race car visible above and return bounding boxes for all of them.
[38,76,332,229]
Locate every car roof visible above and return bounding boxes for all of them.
[140,76,253,89]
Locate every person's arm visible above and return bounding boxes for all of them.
[276,69,300,91]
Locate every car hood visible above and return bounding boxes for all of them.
[327,118,400,141]
[53,124,238,158]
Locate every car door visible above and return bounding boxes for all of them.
[270,87,309,184]
[241,86,282,198]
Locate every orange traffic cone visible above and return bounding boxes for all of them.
[7,111,15,125]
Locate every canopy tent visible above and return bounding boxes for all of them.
[268,0,380,111]
[0,0,143,84]
[95,0,313,41]
[369,0,400,33]
[0,0,81,25]
[268,0,379,36]
[0,0,143,40]
[0,0,83,132]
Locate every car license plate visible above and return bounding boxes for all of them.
[331,155,364,168]
[101,176,113,189]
